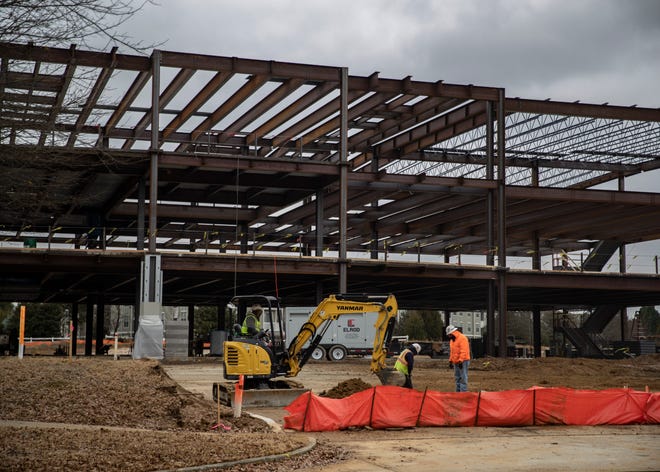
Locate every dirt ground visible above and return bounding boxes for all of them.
[1,354,659,471]
[298,354,660,394]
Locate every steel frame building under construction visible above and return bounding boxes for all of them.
[1,42,659,357]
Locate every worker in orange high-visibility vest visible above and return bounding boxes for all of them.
[394,343,421,389]
[447,325,471,392]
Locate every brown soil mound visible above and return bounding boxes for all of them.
[0,357,264,432]
[0,357,328,471]
[320,377,374,398]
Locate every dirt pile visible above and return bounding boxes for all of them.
[320,377,374,398]
[0,357,326,471]
[0,357,264,431]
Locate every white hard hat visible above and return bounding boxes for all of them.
[446,325,458,335]
[411,343,421,354]
[251,304,263,314]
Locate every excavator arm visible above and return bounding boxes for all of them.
[284,293,398,377]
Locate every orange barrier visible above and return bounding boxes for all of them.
[283,386,659,432]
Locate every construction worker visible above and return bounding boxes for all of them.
[241,304,263,336]
[394,342,421,389]
[446,325,471,392]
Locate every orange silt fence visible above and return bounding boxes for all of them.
[284,386,659,432]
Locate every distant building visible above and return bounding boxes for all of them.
[449,311,485,339]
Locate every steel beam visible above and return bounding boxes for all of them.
[506,98,660,122]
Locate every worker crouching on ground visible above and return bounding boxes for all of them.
[446,325,471,392]
[241,304,263,335]
[394,342,421,388]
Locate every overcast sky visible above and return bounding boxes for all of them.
[123,1,660,186]
[124,0,660,109]
[120,0,659,273]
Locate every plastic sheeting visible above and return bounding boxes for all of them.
[283,386,659,432]
[132,315,164,360]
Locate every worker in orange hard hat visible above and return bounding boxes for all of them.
[446,325,471,392]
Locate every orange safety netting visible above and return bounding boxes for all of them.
[283,386,659,431]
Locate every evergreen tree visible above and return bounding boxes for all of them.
[0,302,14,332]
[7,303,64,337]
[638,306,660,335]
[394,310,443,340]
[194,306,220,339]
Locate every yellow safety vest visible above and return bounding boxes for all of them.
[394,348,412,375]
[241,313,261,334]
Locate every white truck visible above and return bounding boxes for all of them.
[283,306,381,361]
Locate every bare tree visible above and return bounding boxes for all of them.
[0,0,157,53]
[0,1,159,238]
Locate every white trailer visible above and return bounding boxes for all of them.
[283,307,380,361]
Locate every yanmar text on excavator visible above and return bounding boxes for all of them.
[213,293,399,407]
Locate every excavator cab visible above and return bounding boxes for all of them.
[223,295,288,385]
[226,295,284,344]
[218,295,307,406]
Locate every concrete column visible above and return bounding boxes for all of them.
[133,255,164,359]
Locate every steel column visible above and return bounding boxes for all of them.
[533,307,542,358]
[133,275,140,336]
[532,231,542,357]
[187,304,195,356]
[339,67,348,293]
[315,281,323,305]
[95,297,105,355]
[85,298,94,356]
[531,161,539,187]
[486,100,496,356]
[137,177,145,251]
[618,174,627,340]
[486,100,495,265]
[71,303,79,356]
[217,303,224,331]
[240,223,248,254]
[148,50,161,253]
[370,149,380,260]
[497,89,508,358]
[315,189,324,257]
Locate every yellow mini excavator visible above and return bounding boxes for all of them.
[214,293,399,407]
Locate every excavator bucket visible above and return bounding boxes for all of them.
[375,367,400,386]
[213,380,309,408]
